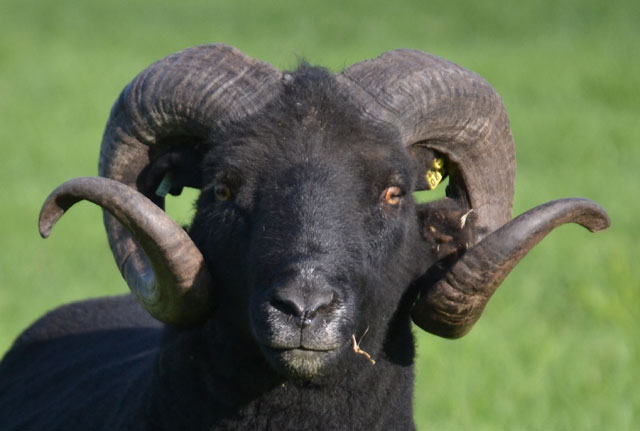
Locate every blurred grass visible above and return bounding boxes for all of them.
[1,0,638,429]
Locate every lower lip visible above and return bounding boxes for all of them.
[264,339,352,367]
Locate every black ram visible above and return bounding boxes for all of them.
[0,45,609,430]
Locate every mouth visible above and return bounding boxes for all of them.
[261,341,350,380]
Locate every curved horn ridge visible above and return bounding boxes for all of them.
[99,44,283,186]
[338,49,515,237]
[411,198,610,338]
[93,45,282,324]
[40,177,213,326]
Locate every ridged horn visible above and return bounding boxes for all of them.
[39,177,212,326]
[338,50,609,337]
[339,49,515,238]
[51,44,282,325]
[411,198,610,338]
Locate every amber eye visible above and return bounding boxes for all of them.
[214,184,232,201]
[383,186,403,206]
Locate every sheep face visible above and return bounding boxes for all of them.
[189,67,423,380]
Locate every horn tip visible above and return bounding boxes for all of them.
[38,191,69,239]
[573,198,611,233]
[38,206,58,239]
[587,215,611,233]
[39,226,51,239]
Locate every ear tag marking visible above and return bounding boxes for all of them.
[426,157,445,190]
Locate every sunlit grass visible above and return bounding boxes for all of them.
[1,0,638,429]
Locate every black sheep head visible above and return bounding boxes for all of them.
[39,45,609,379]
[186,66,427,379]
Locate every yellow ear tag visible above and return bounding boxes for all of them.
[425,157,445,190]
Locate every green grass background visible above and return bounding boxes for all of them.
[1,0,638,429]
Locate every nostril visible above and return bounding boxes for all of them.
[305,290,336,318]
[271,292,305,318]
[270,289,338,328]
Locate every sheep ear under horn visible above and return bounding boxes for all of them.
[39,45,283,325]
[338,49,610,338]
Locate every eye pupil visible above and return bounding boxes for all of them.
[214,184,231,201]
[384,186,403,206]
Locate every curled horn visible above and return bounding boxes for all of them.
[339,49,610,337]
[411,198,609,338]
[39,177,211,325]
[39,44,282,325]
[339,49,515,237]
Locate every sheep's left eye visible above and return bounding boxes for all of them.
[382,186,403,206]
[214,184,232,201]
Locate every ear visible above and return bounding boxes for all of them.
[415,198,477,268]
[137,146,206,208]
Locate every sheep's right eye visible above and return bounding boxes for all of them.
[214,184,232,201]
[382,186,404,206]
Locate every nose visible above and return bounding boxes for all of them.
[270,286,337,328]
